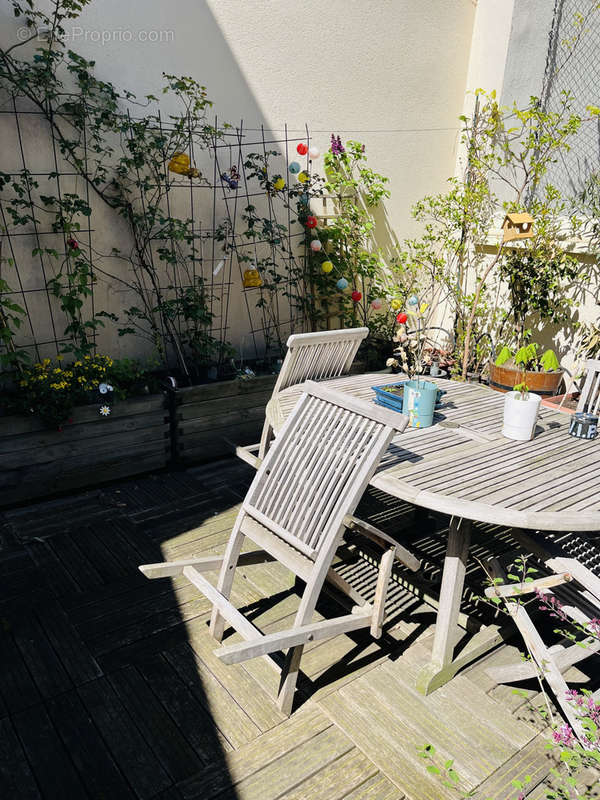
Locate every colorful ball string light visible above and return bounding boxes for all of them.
[288,161,301,174]
[351,290,362,302]
[396,312,408,324]
[391,298,402,311]
[310,240,322,252]
[371,298,383,310]
[296,142,308,156]
[321,261,333,273]
[336,278,349,290]
[297,171,309,184]
[407,294,419,307]
[309,146,320,159]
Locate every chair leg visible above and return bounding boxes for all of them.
[209,525,245,642]
[371,546,395,638]
[258,421,274,460]
[277,644,304,715]
[507,601,588,743]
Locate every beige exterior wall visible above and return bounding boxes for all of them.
[0,0,476,363]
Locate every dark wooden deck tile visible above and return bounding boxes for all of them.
[10,611,72,699]
[0,716,42,799]
[26,539,81,597]
[86,595,211,658]
[65,575,181,625]
[12,703,89,799]
[108,665,203,784]
[136,652,233,762]
[48,533,104,590]
[0,626,41,714]
[71,525,131,583]
[78,676,172,799]
[35,600,102,686]
[46,690,135,800]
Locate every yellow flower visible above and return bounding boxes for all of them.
[56,355,63,361]
[43,358,51,366]
[19,379,28,387]
[74,361,82,367]
[84,355,91,360]
[53,368,62,374]
[64,371,73,378]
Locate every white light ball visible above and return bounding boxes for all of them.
[308,146,320,159]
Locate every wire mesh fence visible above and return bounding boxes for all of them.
[541,0,600,198]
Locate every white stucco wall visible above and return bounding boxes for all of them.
[48,0,476,235]
[0,0,478,362]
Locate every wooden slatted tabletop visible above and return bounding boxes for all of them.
[270,372,600,533]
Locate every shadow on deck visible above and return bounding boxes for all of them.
[0,459,598,799]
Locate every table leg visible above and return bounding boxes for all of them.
[416,516,505,694]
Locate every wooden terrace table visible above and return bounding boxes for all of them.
[267,372,600,694]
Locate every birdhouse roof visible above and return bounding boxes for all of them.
[503,212,534,225]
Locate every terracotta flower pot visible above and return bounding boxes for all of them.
[488,361,563,397]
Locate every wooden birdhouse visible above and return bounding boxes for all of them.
[502,212,534,242]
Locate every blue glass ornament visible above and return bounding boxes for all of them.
[288,161,301,175]
[336,278,349,290]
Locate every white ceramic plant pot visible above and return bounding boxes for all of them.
[502,391,541,441]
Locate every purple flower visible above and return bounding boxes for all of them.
[552,723,575,747]
[330,133,345,155]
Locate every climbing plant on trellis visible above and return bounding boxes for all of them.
[0,0,340,383]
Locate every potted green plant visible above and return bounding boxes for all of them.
[502,380,542,441]
[490,342,563,397]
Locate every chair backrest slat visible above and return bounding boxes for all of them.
[577,358,600,415]
[274,328,369,394]
[243,381,407,560]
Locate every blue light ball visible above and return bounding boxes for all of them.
[336,278,349,290]
[288,161,301,175]
[407,294,419,306]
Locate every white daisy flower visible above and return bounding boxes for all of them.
[99,405,111,417]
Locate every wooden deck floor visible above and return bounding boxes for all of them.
[0,460,598,800]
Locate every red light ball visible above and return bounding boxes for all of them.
[296,142,308,156]
[396,312,408,324]
[305,215,317,229]
[351,290,362,302]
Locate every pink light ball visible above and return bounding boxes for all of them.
[308,146,320,159]
[296,142,308,156]
[371,298,383,310]
[310,240,322,252]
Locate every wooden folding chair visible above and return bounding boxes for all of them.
[236,327,369,468]
[577,358,600,415]
[140,381,419,715]
[485,530,600,743]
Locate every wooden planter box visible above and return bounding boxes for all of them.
[175,374,277,465]
[488,361,563,397]
[0,394,169,507]
[0,375,278,506]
